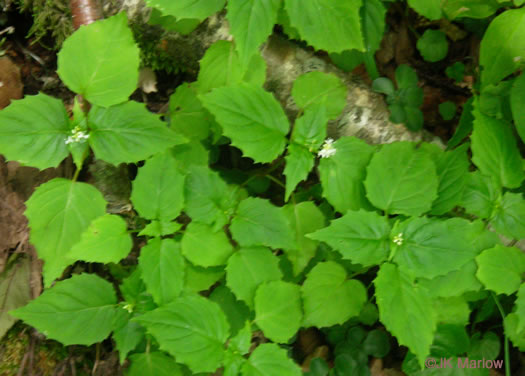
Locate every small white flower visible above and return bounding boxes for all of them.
[123,303,134,313]
[393,232,404,246]
[65,126,90,145]
[318,138,337,158]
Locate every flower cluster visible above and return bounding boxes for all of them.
[392,233,404,246]
[65,126,90,145]
[318,138,337,158]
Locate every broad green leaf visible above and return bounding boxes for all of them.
[505,313,525,351]
[318,136,375,213]
[510,72,525,143]
[374,263,436,367]
[372,77,395,96]
[433,297,471,326]
[196,41,266,94]
[361,0,387,54]
[0,94,70,169]
[491,192,525,240]
[471,103,524,188]
[365,142,438,216]
[363,329,391,358]
[282,201,326,276]
[431,324,470,356]
[284,0,364,53]
[393,217,477,279]
[469,332,501,360]
[418,261,482,298]
[209,286,251,337]
[25,178,106,287]
[67,214,132,264]
[169,83,212,140]
[148,9,200,34]
[284,143,314,201]
[443,0,501,20]
[127,352,183,376]
[201,83,289,163]
[185,263,225,293]
[112,312,145,364]
[57,13,139,107]
[480,7,525,86]
[145,0,225,22]
[476,245,525,295]
[448,97,474,148]
[171,141,209,173]
[395,64,418,89]
[254,281,302,343]
[242,343,302,376]
[182,222,235,267]
[0,258,31,339]
[291,104,329,153]
[138,220,182,237]
[133,294,230,373]
[230,197,295,249]
[461,172,499,219]
[226,247,282,308]
[417,30,448,63]
[88,102,186,165]
[291,72,348,119]
[10,274,117,345]
[430,144,470,215]
[226,0,281,66]
[515,284,525,332]
[138,238,185,305]
[224,350,247,376]
[407,0,441,20]
[131,152,185,221]
[307,210,390,267]
[302,261,367,327]
[184,165,238,229]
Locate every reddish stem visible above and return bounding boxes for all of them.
[70,0,102,30]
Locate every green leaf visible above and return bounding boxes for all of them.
[403,106,424,131]
[365,142,439,216]
[443,0,501,20]
[169,83,212,141]
[372,77,395,96]
[0,258,31,339]
[131,152,185,221]
[446,62,465,83]
[0,94,70,169]
[433,297,471,326]
[254,281,302,343]
[374,263,436,367]
[182,222,235,267]
[461,172,500,219]
[510,72,525,143]
[361,0,387,54]
[395,64,418,89]
[133,294,230,373]
[185,263,225,293]
[476,245,525,295]
[480,7,525,86]
[302,261,367,327]
[307,210,390,267]
[25,178,106,287]
[209,286,251,337]
[112,312,145,364]
[145,0,225,22]
[138,238,185,306]
[10,274,117,345]
[419,261,482,298]
[284,143,314,201]
[407,0,441,20]
[471,102,524,188]
[469,332,501,360]
[515,284,525,332]
[57,13,139,107]
[284,0,364,53]
[505,313,525,351]
[67,214,132,264]
[291,104,329,152]
[393,217,477,279]
[226,0,280,66]
[226,247,282,308]
[138,220,182,237]
[439,101,457,121]
[430,144,470,215]
[196,41,266,94]
[230,197,295,249]
[127,352,183,376]
[291,72,348,119]
[282,201,326,276]
[448,97,474,148]
[417,30,448,62]
[201,83,289,163]
[363,329,391,358]
[88,102,186,165]
[431,324,470,357]
[242,343,302,376]
[184,165,238,229]
[491,192,525,240]
[318,136,375,213]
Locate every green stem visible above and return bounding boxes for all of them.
[266,174,286,189]
[492,293,511,376]
[72,166,81,182]
[363,52,380,80]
